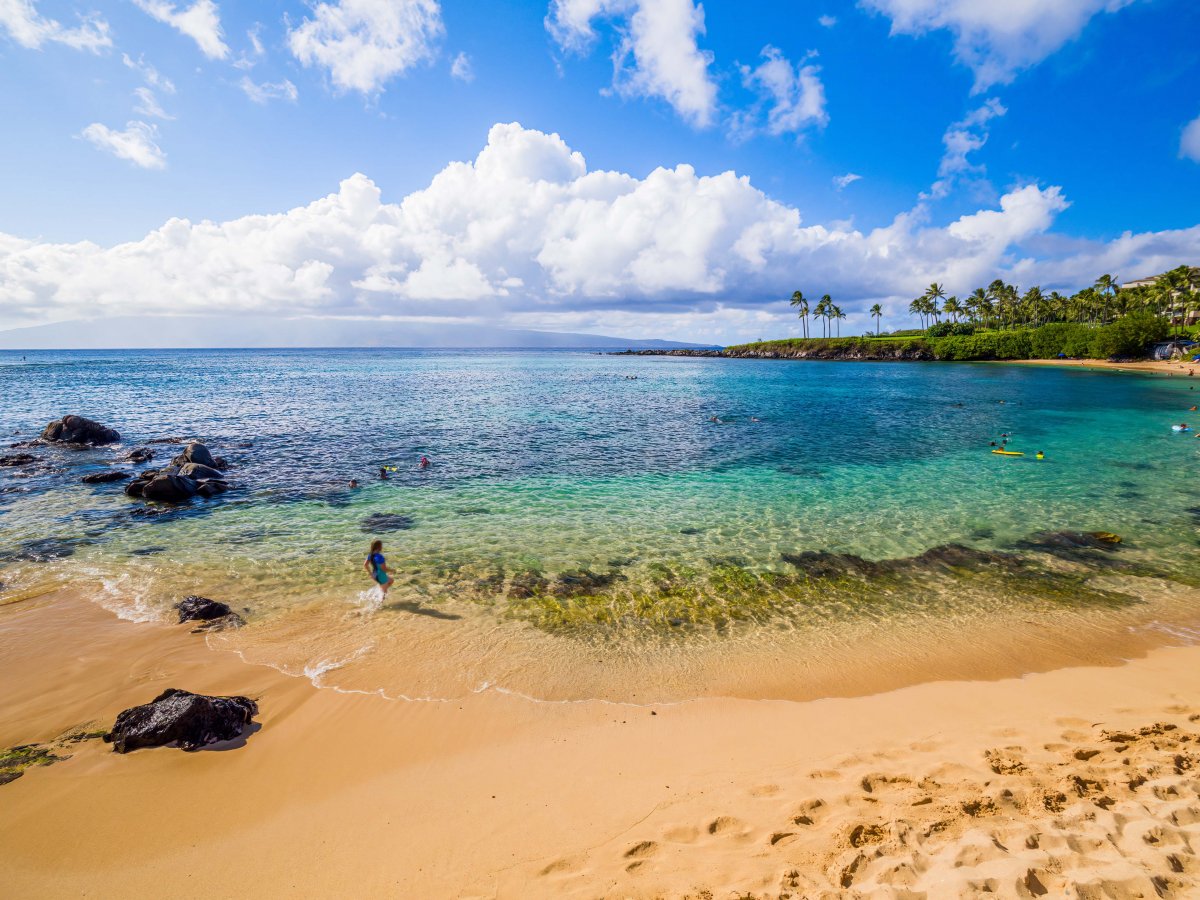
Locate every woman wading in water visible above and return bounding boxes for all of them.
[364,539,394,595]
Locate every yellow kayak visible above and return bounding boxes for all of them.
[992,449,1024,456]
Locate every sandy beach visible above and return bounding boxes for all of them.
[2,591,1198,898]
[992,357,1198,377]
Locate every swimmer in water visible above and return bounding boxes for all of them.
[418,455,430,469]
[349,478,359,488]
[379,467,388,480]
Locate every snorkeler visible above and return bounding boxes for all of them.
[379,466,388,480]
[364,539,394,594]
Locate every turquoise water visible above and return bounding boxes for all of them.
[2,350,1199,700]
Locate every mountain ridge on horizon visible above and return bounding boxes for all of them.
[0,316,715,351]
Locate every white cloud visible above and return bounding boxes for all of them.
[122,53,176,94]
[248,24,264,56]
[926,97,1005,199]
[862,0,1134,91]
[79,121,166,169]
[450,50,473,82]
[288,0,444,94]
[833,173,862,190]
[818,14,837,27]
[0,0,110,51]
[547,0,717,128]
[1181,113,1200,163]
[240,77,299,104]
[6,122,1197,341]
[133,0,229,60]
[737,45,827,138]
[133,87,172,119]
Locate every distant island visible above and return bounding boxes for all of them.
[0,316,711,352]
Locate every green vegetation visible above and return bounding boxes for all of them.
[727,313,1170,361]
[762,267,1196,361]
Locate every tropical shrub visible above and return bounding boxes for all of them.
[1087,311,1169,359]
[927,322,976,337]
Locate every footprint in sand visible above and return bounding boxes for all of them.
[848,823,887,848]
[623,840,658,859]
[662,825,700,844]
[538,856,585,877]
[984,748,1028,774]
[791,798,826,826]
[707,816,749,837]
[749,783,781,797]
[860,773,912,793]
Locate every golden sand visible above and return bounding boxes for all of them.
[2,592,1200,898]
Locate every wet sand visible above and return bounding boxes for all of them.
[3,592,1200,897]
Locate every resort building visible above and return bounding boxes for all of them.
[1122,268,1200,326]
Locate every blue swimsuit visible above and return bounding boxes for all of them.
[368,552,388,584]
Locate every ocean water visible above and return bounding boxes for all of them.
[2,349,1199,701]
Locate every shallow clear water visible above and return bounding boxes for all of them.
[2,349,1199,701]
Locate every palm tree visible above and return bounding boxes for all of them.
[1094,274,1119,325]
[832,304,846,337]
[942,296,962,323]
[789,290,809,339]
[869,303,883,335]
[1022,287,1044,326]
[968,287,988,327]
[819,294,833,338]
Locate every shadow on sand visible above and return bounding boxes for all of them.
[383,601,462,621]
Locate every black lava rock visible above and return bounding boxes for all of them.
[103,689,258,753]
[171,442,218,469]
[140,473,199,503]
[125,447,154,464]
[0,453,36,468]
[41,415,120,446]
[81,470,131,484]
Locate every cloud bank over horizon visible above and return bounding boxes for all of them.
[2,123,1197,344]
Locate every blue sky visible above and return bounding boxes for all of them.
[2,0,1198,343]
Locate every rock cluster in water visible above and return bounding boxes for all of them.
[125,441,231,503]
[40,415,121,446]
[103,689,258,753]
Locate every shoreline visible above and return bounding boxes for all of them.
[4,592,1200,896]
[617,347,1196,375]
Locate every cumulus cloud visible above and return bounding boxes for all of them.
[288,0,444,94]
[133,0,229,60]
[1181,113,1200,163]
[79,121,166,169]
[450,51,473,82]
[926,97,1005,199]
[818,15,837,27]
[0,0,110,51]
[547,0,717,128]
[240,77,299,104]
[862,0,1134,91]
[833,173,862,190]
[736,45,827,139]
[5,122,1197,340]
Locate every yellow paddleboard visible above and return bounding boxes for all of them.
[992,449,1024,456]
